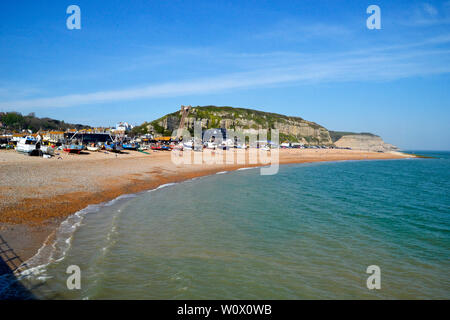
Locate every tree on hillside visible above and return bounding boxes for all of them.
[0,111,91,132]
[1,112,25,130]
[131,122,149,136]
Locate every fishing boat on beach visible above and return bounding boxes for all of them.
[182,139,202,151]
[182,142,193,151]
[63,144,83,154]
[62,130,85,154]
[16,135,55,156]
[105,142,123,153]
[160,145,171,151]
[122,142,140,150]
[16,136,38,155]
[40,143,56,156]
[87,143,100,152]
[150,145,161,150]
[151,144,171,151]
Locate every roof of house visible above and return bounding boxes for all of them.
[155,136,172,141]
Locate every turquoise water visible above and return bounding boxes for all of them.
[19,151,450,299]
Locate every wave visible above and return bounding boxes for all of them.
[20,194,138,279]
[19,169,255,278]
[147,182,178,192]
[236,167,256,171]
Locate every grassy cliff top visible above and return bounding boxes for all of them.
[161,105,305,122]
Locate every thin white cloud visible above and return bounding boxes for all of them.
[423,3,438,16]
[402,2,450,26]
[254,19,351,41]
[1,46,449,110]
[1,32,450,110]
[0,86,42,100]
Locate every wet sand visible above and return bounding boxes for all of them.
[0,148,414,264]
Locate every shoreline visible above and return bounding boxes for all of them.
[0,149,415,265]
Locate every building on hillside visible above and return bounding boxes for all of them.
[112,122,133,135]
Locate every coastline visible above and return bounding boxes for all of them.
[0,149,414,264]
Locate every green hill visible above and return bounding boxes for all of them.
[0,112,91,132]
[145,105,333,145]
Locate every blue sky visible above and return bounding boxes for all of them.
[0,0,449,150]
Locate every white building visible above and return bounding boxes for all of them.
[112,122,134,134]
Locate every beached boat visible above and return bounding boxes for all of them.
[40,144,55,155]
[16,136,38,155]
[105,143,123,153]
[151,145,161,150]
[151,144,171,151]
[182,142,193,151]
[183,141,202,151]
[63,144,84,154]
[87,146,99,152]
[87,143,100,152]
[171,144,183,151]
[205,142,218,149]
[123,142,140,150]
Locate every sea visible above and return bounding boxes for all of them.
[6,151,450,299]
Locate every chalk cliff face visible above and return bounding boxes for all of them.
[149,106,333,145]
[334,134,399,152]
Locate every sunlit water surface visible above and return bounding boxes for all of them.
[17,151,450,299]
